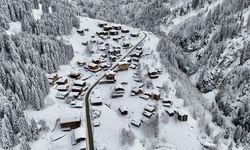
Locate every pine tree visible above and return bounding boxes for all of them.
[1,116,15,149]
[20,138,31,150]
[30,118,39,140]
[234,126,242,143]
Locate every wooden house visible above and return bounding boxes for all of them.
[88,63,99,71]
[71,86,83,93]
[98,22,107,27]
[60,116,81,130]
[118,62,130,70]
[113,25,121,30]
[106,70,116,81]
[144,105,155,112]
[74,80,86,87]
[57,84,69,91]
[177,111,188,121]
[57,77,68,85]
[121,29,130,33]
[77,60,86,66]
[56,91,69,99]
[148,68,159,79]
[103,25,113,31]
[130,32,139,37]
[152,90,161,101]
[69,72,81,79]
[71,127,86,145]
[109,30,119,36]
[119,106,128,115]
[165,108,175,116]
[91,98,103,106]
[131,119,141,127]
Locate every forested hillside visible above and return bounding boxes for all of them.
[0,0,78,148]
[77,0,250,148]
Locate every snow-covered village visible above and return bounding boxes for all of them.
[0,0,250,150]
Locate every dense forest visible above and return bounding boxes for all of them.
[0,0,78,148]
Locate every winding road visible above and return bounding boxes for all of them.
[84,32,147,150]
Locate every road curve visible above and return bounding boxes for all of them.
[84,32,147,150]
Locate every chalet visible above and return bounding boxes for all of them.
[148,68,159,79]
[121,28,130,33]
[71,127,86,145]
[103,25,113,31]
[98,22,107,27]
[74,80,86,87]
[57,84,69,91]
[165,108,175,116]
[177,111,188,121]
[118,61,130,70]
[88,63,99,71]
[60,116,81,130]
[56,91,69,99]
[144,105,155,112]
[143,111,153,118]
[57,77,68,85]
[77,60,86,66]
[131,119,141,127]
[110,55,117,62]
[113,25,121,30]
[68,92,80,99]
[106,70,116,81]
[119,106,128,115]
[93,120,100,127]
[69,72,81,79]
[91,98,103,106]
[152,90,161,101]
[130,32,139,37]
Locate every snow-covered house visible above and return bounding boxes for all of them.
[121,28,130,33]
[144,105,155,112]
[122,42,130,48]
[109,55,117,62]
[71,127,86,145]
[119,106,128,115]
[68,92,80,99]
[71,86,83,93]
[92,57,101,64]
[177,110,188,121]
[131,119,141,127]
[143,111,153,118]
[105,70,116,81]
[130,32,139,37]
[152,90,161,101]
[165,108,175,116]
[60,116,81,130]
[148,68,159,79]
[103,25,113,31]
[56,77,68,85]
[77,59,86,66]
[55,91,69,99]
[117,61,130,70]
[109,30,119,36]
[131,87,143,96]
[91,98,103,106]
[69,71,81,79]
[98,22,107,27]
[88,63,100,72]
[108,48,121,55]
[47,73,59,85]
[113,25,121,30]
[74,80,86,87]
[57,84,69,91]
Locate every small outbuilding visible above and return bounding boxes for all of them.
[148,68,159,79]
[119,106,128,115]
